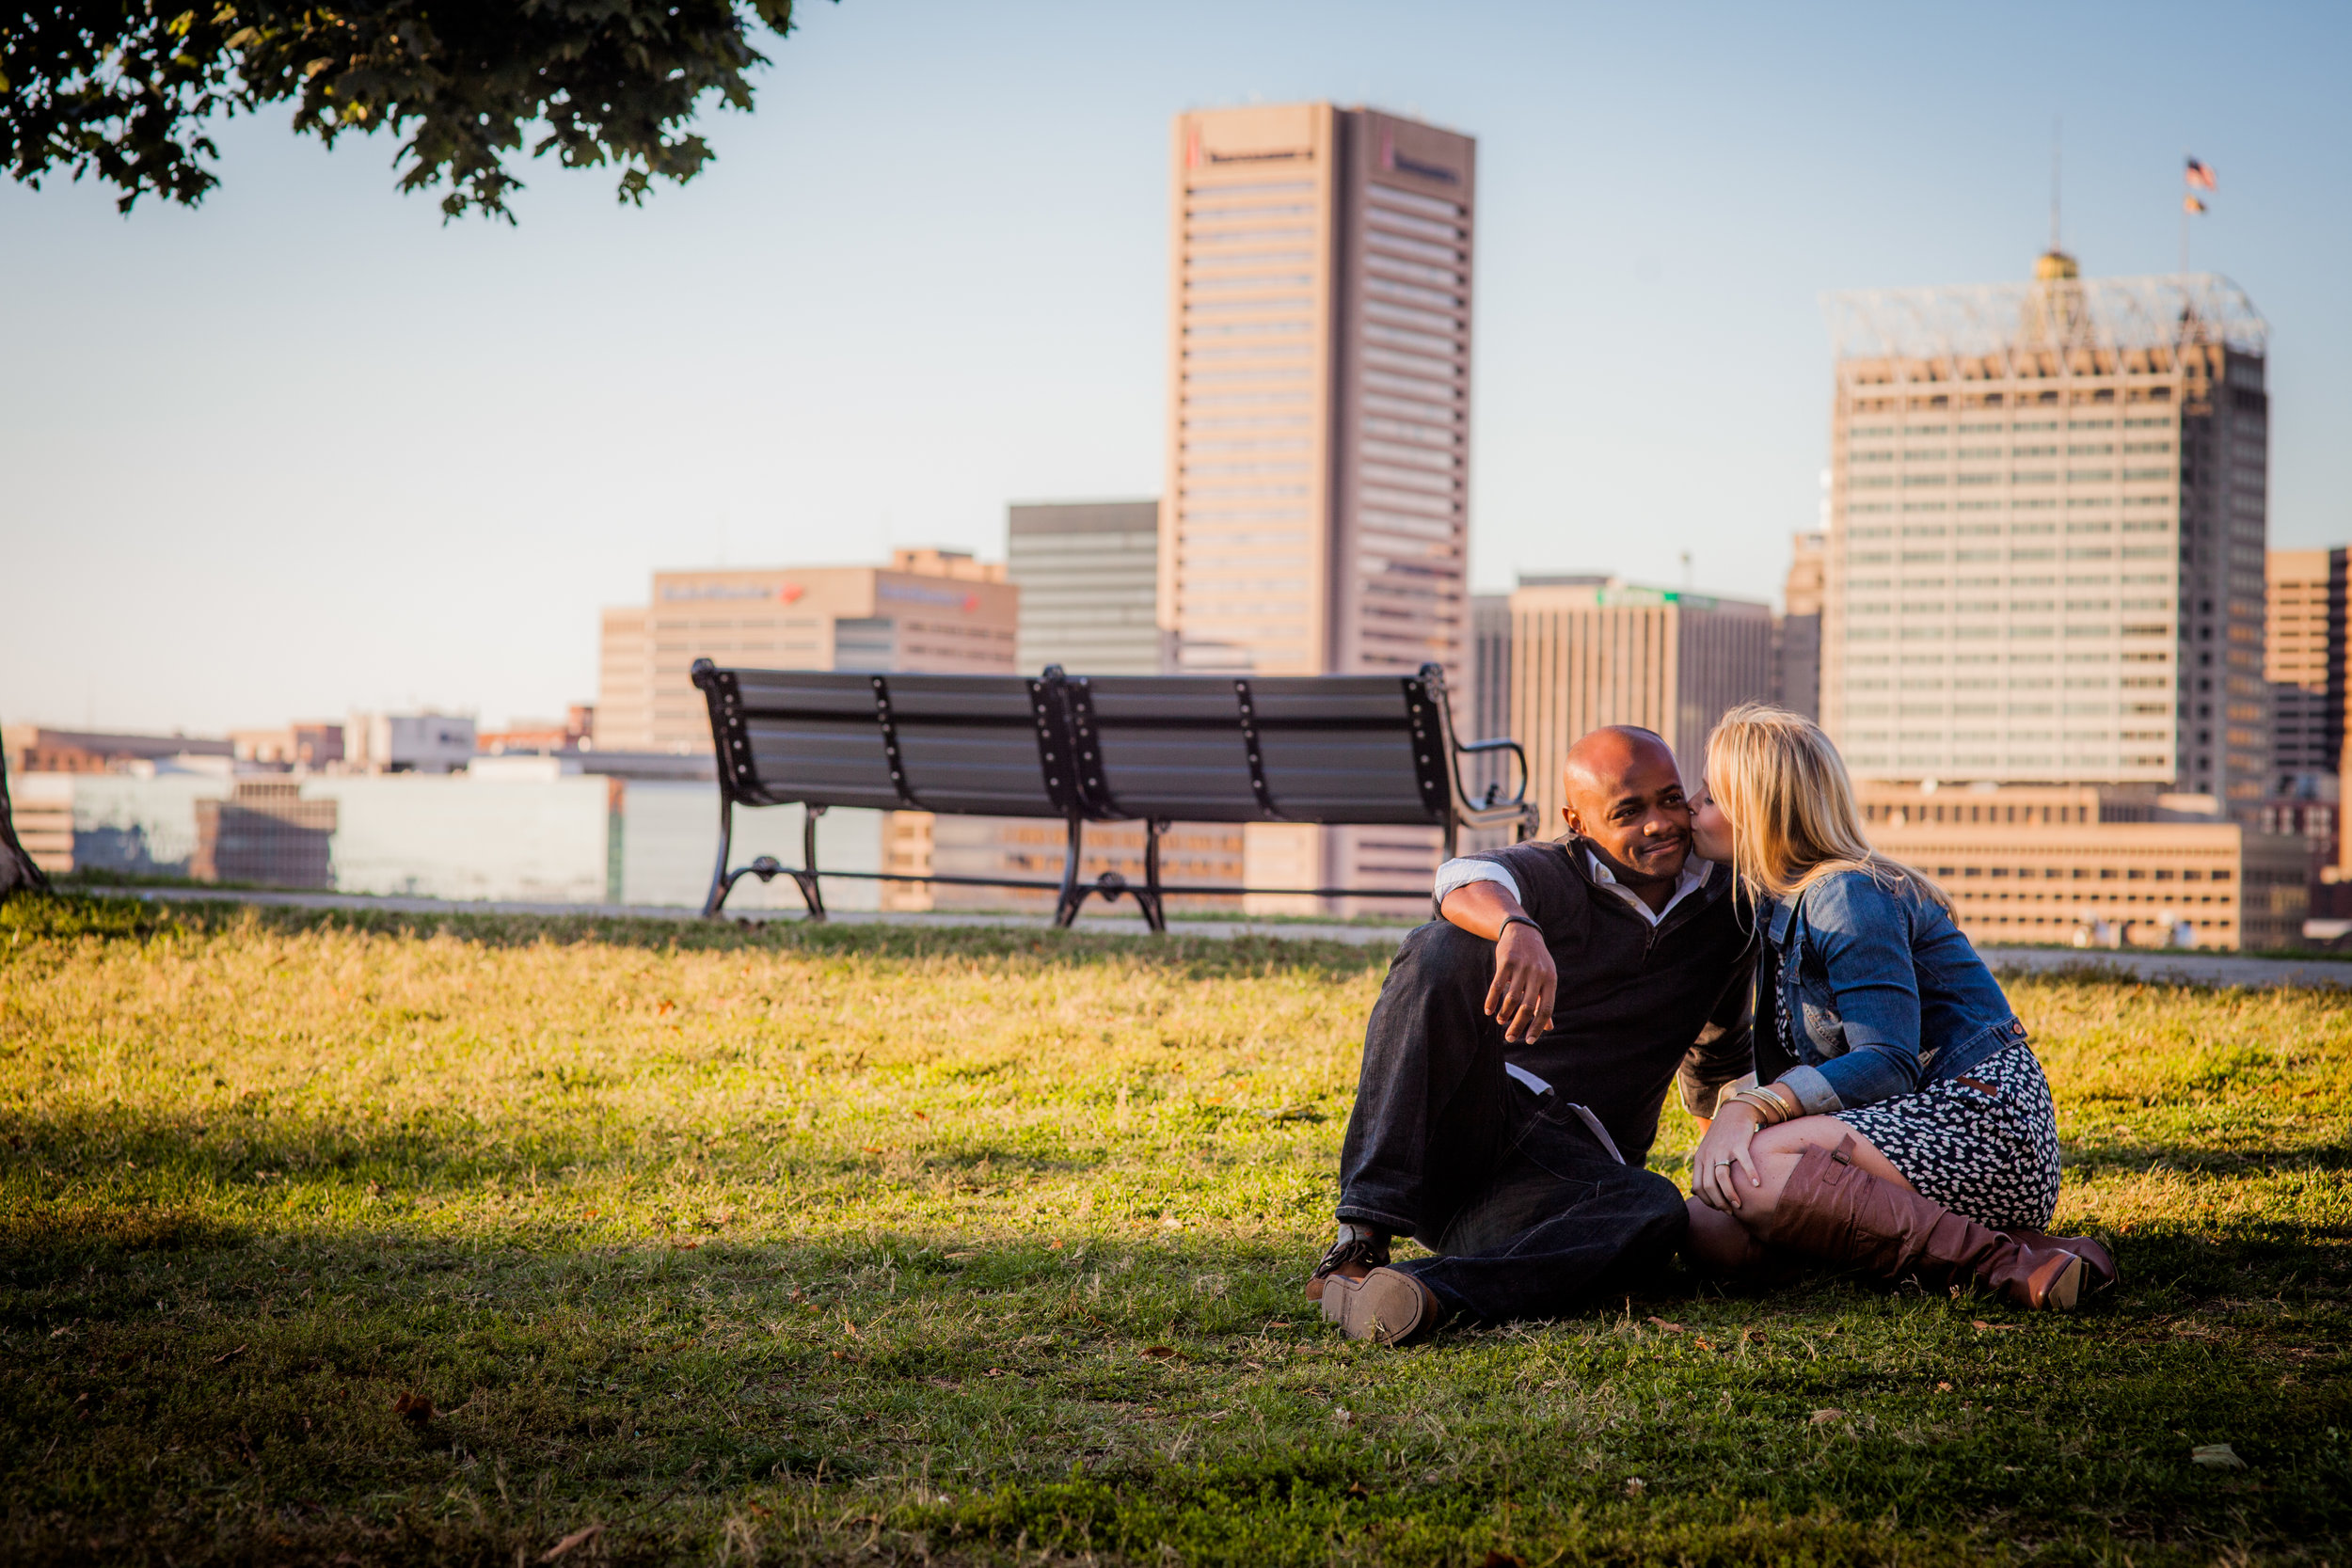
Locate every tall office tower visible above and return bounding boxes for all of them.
[1007,500,1166,673]
[2265,546,2348,789]
[1820,254,2269,809]
[1162,102,1474,907]
[1774,531,1827,721]
[1509,578,1773,832]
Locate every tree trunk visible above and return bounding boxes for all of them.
[0,732,55,904]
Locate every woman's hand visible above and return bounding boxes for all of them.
[1692,1099,1765,1212]
[1485,922,1557,1044]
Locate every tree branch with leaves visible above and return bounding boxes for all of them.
[2,1,817,221]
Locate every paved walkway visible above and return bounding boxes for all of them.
[78,883,1410,946]
[75,884,2352,986]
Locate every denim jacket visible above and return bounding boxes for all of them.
[1759,868,2027,1116]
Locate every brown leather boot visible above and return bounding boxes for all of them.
[1763,1137,2085,1311]
[2005,1228,2117,1291]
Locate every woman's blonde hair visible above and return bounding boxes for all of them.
[1703,702,1949,908]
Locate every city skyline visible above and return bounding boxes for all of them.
[3,1,2347,736]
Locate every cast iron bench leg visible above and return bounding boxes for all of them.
[1052,816,1087,929]
[702,792,737,918]
[1137,818,1168,935]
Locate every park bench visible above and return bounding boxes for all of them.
[691,657,1534,931]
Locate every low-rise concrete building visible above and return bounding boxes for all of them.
[345,712,476,774]
[1858,782,2308,950]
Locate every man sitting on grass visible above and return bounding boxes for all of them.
[1312,725,1755,1345]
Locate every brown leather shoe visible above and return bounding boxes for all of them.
[1319,1266,1443,1345]
[1305,1230,1390,1303]
[1763,1137,2087,1312]
[2006,1228,2117,1291]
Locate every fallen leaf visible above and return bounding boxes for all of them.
[1266,1321,1293,1329]
[912,1111,929,1121]
[1048,1239,1063,1250]
[2191,1443,2247,1469]
[1646,1316,1684,1333]
[1936,1381,1953,1391]
[209,1343,248,1366]
[393,1391,435,1426]
[1694,1337,1714,1351]
[1809,1408,1845,1425]
[984,1368,1006,1378]
[1480,1552,1529,1568]
[746,1503,774,1518]
[540,1522,605,1561]
[1140,1345,1178,1360]
[841,1319,861,1339]
[862,1146,884,1155]
[1346,1481,1369,1498]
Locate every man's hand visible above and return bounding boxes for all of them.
[1439,880,1558,1044]
[1485,923,1557,1044]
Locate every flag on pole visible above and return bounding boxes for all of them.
[2185,158,2217,191]
[2183,195,2207,214]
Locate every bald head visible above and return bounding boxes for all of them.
[1563,726,1675,799]
[1560,726,1692,896]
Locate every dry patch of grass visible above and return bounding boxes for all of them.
[3,895,2349,1565]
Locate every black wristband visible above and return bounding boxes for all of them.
[1499,914,1542,941]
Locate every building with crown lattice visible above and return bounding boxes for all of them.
[1820,252,2270,813]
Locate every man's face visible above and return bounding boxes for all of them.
[1562,739,1692,886]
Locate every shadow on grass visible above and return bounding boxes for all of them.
[4,1201,2351,1566]
[2063,1138,2352,1178]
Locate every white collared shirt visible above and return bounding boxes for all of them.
[1432,848,1711,928]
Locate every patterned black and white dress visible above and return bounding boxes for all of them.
[1775,988,2062,1231]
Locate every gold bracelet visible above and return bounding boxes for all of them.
[1730,1087,1790,1126]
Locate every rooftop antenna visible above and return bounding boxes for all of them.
[2048,117,2062,252]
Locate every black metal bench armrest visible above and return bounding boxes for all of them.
[1453,736,1531,810]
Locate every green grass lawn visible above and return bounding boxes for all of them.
[3,895,2349,1566]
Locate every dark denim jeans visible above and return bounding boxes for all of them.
[1336,922,1689,1324]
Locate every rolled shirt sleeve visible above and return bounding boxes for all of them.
[1432,857,1520,913]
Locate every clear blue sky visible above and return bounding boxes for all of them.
[3,0,2345,735]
